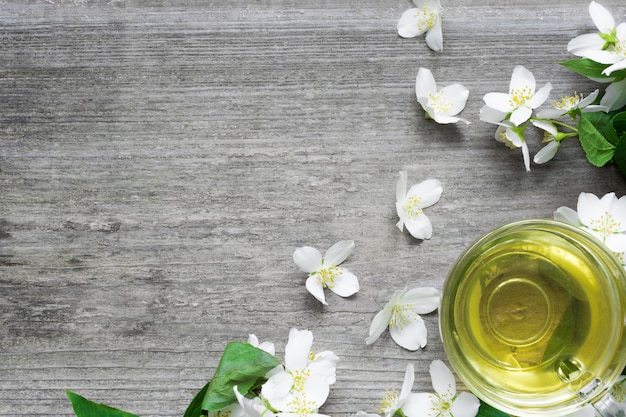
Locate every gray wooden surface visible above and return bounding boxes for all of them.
[2,0,626,416]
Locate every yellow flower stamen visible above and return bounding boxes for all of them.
[497,129,516,149]
[542,130,556,143]
[378,388,398,414]
[509,86,533,107]
[614,40,626,57]
[589,211,622,240]
[552,92,582,110]
[291,369,311,392]
[402,195,423,220]
[428,90,453,114]
[286,394,317,417]
[431,393,453,416]
[413,7,437,32]
[317,265,342,289]
[389,303,414,328]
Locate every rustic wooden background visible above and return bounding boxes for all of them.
[2,0,626,415]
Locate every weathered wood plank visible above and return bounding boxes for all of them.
[1,0,626,415]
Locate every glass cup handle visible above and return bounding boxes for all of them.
[593,393,625,417]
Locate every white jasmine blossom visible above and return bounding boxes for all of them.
[494,123,532,172]
[536,89,607,118]
[397,0,443,51]
[482,65,552,126]
[568,2,626,76]
[554,192,626,267]
[416,68,470,124]
[261,328,338,416]
[293,240,359,305]
[395,171,443,240]
[402,360,480,417]
[568,1,618,57]
[531,120,561,164]
[377,364,415,417]
[366,287,440,351]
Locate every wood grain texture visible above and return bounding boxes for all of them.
[1,0,626,415]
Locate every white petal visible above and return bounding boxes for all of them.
[531,119,558,136]
[406,179,443,208]
[441,84,469,116]
[603,59,626,76]
[402,287,440,314]
[605,233,626,254]
[505,127,523,148]
[479,104,508,124]
[305,275,327,305]
[581,48,622,64]
[600,78,626,111]
[365,307,392,345]
[397,8,427,38]
[404,213,433,240]
[521,140,531,172]
[483,92,515,113]
[389,314,428,350]
[324,240,354,266]
[261,371,293,406]
[396,203,406,232]
[554,206,581,226]
[612,196,626,228]
[309,351,339,385]
[285,328,313,371]
[533,141,560,164]
[431,114,469,125]
[401,392,438,417]
[425,17,443,52]
[589,1,615,33]
[416,67,437,99]
[509,105,533,126]
[293,246,323,273]
[399,363,416,403]
[429,359,456,396]
[527,82,553,109]
[579,89,600,107]
[329,269,359,297]
[450,392,481,417]
[510,65,536,94]
[301,374,331,407]
[567,33,606,55]
[577,192,603,226]
[536,108,565,119]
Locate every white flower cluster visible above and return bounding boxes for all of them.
[223,329,339,417]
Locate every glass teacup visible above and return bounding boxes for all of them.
[440,220,626,417]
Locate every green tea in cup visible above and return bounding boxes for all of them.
[440,220,626,417]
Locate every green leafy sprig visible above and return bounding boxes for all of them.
[558,58,626,174]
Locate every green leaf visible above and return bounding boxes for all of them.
[612,111,626,137]
[583,111,620,145]
[613,135,626,178]
[183,381,210,417]
[66,391,140,417]
[559,58,613,80]
[201,342,281,412]
[476,399,511,417]
[578,116,616,167]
